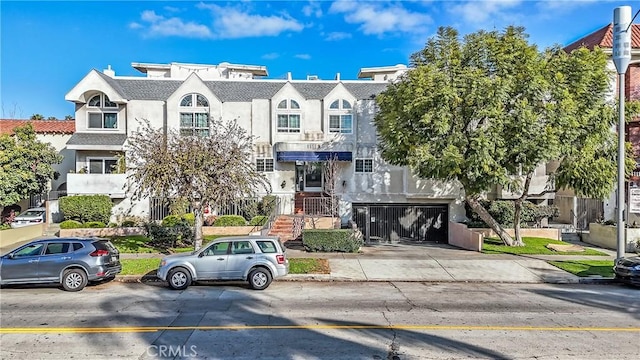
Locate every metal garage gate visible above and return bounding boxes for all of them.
[352,204,448,244]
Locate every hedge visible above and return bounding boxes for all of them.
[60,220,83,229]
[249,215,268,226]
[214,215,247,226]
[84,221,106,228]
[59,195,112,223]
[302,229,363,253]
[162,213,195,227]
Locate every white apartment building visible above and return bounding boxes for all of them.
[64,61,466,243]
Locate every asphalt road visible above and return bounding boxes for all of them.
[0,281,638,360]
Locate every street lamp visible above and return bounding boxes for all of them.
[613,6,632,261]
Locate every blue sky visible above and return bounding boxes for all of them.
[1,0,637,119]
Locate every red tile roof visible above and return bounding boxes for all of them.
[0,119,75,135]
[564,23,640,52]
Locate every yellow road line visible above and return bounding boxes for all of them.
[1,324,639,334]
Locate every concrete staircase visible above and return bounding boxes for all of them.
[268,215,302,242]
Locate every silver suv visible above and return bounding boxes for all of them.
[0,237,121,291]
[157,236,289,290]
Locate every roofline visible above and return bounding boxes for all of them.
[95,75,390,83]
[131,61,268,76]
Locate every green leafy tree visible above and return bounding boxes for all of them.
[374,26,634,246]
[126,118,271,250]
[30,114,44,120]
[64,115,73,120]
[0,123,62,207]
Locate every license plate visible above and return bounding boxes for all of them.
[111,256,117,263]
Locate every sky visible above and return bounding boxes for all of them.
[1,0,639,119]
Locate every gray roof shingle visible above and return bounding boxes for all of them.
[67,133,127,146]
[104,77,389,102]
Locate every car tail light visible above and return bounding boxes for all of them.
[90,249,110,257]
[276,255,285,264]
[29,219,42,223]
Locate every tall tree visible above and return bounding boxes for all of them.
[30,114,44,120]
[126,118,271,250]
[0,124,62,207]
[374,26,633,246]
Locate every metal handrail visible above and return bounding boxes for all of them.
[258,197,281,236]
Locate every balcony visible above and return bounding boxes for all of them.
[67,174,127,198]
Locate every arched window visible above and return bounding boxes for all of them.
[87,93,118,129]
[276,99,301,133]
[328,99,353,134]
[180,93,209,137]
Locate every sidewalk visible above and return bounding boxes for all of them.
[118,240,634,285]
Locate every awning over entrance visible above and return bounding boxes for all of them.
[276,151,352,162]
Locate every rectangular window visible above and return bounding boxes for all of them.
[355,159,373,173]
[180,112,209,137]
[88,113,118,129]
[88,158,117,174]
[256,158,274,172]
[277,114,301,133]
[329,114,352,134]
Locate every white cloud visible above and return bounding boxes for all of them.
[163,6,180,13]
[134,10,212,38]
[303,1,323,17]
[197,3,304,39]
[324,31,352,41]
[295,54,311,60]
[262,52,280,60]
[328,0,431,36]
[450,0,522,24]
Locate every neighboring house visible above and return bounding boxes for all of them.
[560,23,640,227]
[0,119,75,215]
[64,61,461,242]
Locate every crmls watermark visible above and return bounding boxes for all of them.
[145,345,198,358]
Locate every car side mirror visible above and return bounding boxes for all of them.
[6,253,15,259]
[198,252,205,258]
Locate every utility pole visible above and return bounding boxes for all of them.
[613,6,632,261]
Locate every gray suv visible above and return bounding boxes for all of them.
[0,238,122,291]
[157,236,289,290]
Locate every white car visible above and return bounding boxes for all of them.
[11,207,46,228]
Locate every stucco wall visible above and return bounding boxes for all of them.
[0,224,45,249]
[471,228,561,241]
[587,223,639,252]
[449,222,483,252]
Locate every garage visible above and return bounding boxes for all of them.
[352,203,448,244]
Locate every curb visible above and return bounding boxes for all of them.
[114,274,622,285]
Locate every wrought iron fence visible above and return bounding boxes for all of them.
[149,196,282,222]
[303,196,339,216]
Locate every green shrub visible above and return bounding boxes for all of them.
[465,200,559,227]
[249,215,268,226]
[60,220,83,229]
[302,229,363,253]
[0,223,11,231]
[162,213,195,227]
[144,221,193,249]
[121,220,137,227]
[161,215,182,227]
[84,221,106,228]
[182,213,195,226]
[214,215,247,226]
[108,222,118,228]
[59,195,112,223]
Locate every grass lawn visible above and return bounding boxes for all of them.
[117,257,330,275]
[548,260,615,277]
[111,235,227,254]
[482,237,608,256]
[289,258,330,274]
[120,258,160,275]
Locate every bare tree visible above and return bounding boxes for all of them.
[323,155,341,228]
[126,118,272,250]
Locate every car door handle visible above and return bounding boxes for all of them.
[28,259,39,263]
[217,258,225,261]
[246,256,253,259]
[61,257,72,260]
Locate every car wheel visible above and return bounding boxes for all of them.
[249,268,272,290]
[167,267,191,290]
[62,269,88,292]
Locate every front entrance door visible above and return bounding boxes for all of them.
[304,162,323,192]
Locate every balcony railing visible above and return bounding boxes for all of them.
[67,173,127,198]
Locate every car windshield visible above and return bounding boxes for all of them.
[20,210,44,217]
